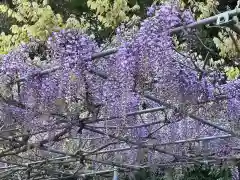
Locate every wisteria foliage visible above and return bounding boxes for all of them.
[0,2,240,179]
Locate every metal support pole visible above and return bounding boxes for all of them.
[112,166,118,180]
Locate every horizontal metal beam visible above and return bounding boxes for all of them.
[93,134,232,155]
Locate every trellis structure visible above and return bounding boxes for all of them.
[0,6,240,180]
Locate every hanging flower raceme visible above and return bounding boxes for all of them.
[219,79,240,121]
[47,29,99,100]
[0,29,100,122]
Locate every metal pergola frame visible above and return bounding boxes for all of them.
[0,8,240,179]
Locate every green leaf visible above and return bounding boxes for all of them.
[10,25,19,34]
[42,0,48,6]
[225,66,240,80]
[131,3,140,12]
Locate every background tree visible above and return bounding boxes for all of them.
[177,0,240,80]
[0,0,85,54]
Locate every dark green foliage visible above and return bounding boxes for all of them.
[46,0,154,45]
[123,168,165,180]
[180,164,232,180]
[122,165,232,180]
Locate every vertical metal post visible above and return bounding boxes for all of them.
[113,166,118,180]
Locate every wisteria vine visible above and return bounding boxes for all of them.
[0,2,240,179]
